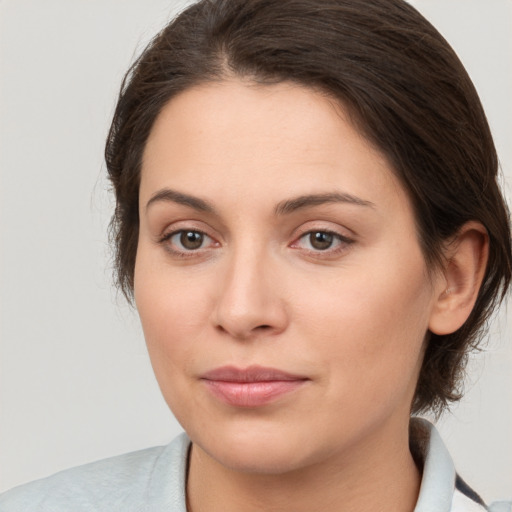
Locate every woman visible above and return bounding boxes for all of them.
[1,0,510,511]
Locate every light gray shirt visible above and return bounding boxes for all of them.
[0,419,509,511]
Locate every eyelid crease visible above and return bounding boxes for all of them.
[290,218,357,240]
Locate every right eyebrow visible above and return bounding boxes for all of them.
[145,188,217,214]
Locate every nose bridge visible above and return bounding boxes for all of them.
[213,236,286,338]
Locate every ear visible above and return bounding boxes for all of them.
[429,221,489,336]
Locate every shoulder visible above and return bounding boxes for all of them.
[0,433,190,512]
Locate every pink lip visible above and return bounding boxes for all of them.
[201,365,309,407]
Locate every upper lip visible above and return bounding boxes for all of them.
[201,365,309,382]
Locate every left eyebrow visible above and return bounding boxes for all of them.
[274,192,375,216]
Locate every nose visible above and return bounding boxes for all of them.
[211,247,288,340]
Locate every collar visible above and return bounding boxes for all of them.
[411,417,486,512]
[412,417,458,511]
[157,419,485,512]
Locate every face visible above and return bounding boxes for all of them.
[135,80,443,474]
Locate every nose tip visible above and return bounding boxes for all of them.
[211,256,288,340]
[214,293,287,340]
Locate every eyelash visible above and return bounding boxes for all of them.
[158,228,354,259]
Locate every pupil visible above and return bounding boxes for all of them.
[310,232,333,250]
[180,231,203,250]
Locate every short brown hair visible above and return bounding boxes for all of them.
[105,0,511,415]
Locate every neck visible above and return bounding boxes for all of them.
[186,417,421,512]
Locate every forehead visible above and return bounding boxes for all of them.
[140,80,407,213]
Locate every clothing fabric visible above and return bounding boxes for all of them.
[0,419,509,512]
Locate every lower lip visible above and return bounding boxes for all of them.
[202,380,307,407]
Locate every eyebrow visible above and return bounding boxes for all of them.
[145,188,374,215]
[146,188,217,214]
[274,192,375,215]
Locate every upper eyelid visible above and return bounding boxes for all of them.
[158,220,217,240]
[296,227,351,238]
[160,227,206,239]
[292,222,355,240]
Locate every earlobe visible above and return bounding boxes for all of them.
[429,222,489,336]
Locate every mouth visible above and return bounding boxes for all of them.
[200,365,310,408]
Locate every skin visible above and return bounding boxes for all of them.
[134,80,487,512]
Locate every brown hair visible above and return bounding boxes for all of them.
[105,0,511,415]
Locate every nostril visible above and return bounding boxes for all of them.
[214,323,273,339]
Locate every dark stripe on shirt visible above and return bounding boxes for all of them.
[456,474,487,506]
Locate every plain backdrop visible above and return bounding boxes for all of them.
[1,0,511,502]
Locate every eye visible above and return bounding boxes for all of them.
[162,229,215,252]
[292,230,353,253]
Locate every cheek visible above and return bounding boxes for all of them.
[133,250,212,385]
[135,269,214,425]
[293,253,432,402]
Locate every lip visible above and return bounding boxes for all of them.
[201,365,309,407]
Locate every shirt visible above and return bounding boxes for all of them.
[0,418,509,511]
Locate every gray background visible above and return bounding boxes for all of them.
[1,0,511,501]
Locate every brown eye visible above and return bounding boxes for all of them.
[160,229,217,256]
[309,231,334,250]
[291,229,353,255]
[179,231,204,250]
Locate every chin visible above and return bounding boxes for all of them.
[207,441,311,475]
[190,418,319,475]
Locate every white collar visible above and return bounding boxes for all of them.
[161,419,487,512]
